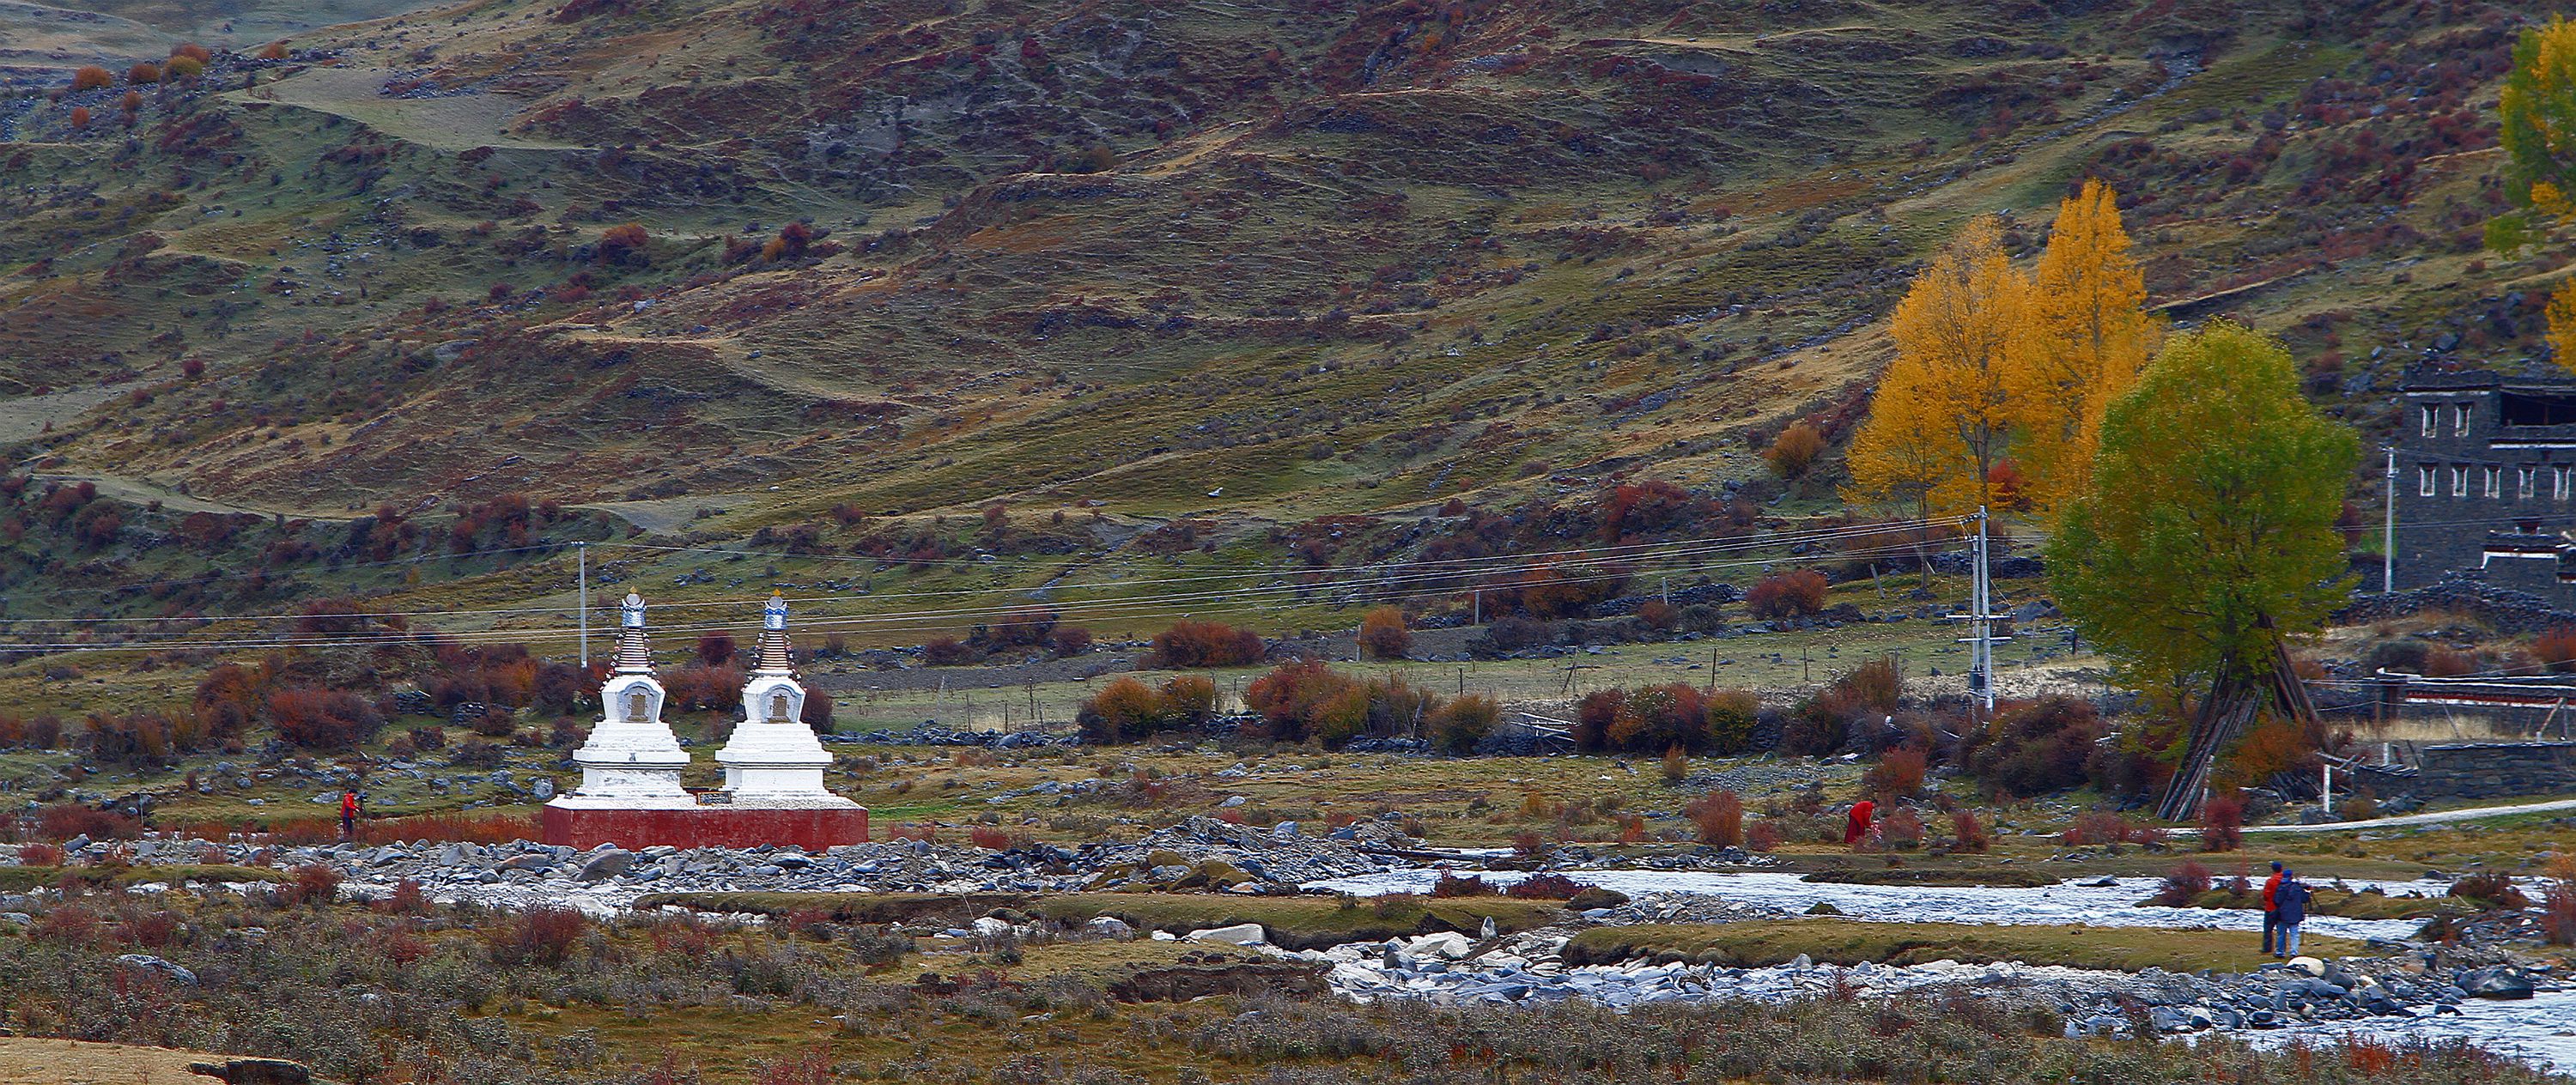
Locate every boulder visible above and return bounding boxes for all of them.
[118,954,199,986]
[2460,966,2536,1000]
[1083,916,1136,940]
[1186,922,1267,946]
[577,849,634,881]
[188,1058,312,1085]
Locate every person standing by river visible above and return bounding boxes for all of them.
[2261,860,2285,955]
[2274,869,2312,959]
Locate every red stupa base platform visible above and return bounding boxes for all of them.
[540,803,869,851]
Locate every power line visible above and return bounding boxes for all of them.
[0,518,1971,627]
[0,535,1971,654]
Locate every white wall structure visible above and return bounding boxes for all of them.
[555,592,696,808]
[714,596,857,808]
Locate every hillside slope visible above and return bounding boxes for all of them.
[0,0,2556,649]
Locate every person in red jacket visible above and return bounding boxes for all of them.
[1844,799,1876,846]
[340,789,360,842]
[2260,860,2286,955]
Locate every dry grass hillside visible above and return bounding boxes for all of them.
[0,0,2555,654]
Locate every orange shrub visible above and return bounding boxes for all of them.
[71,66,112,91]
[2536,627,2576,673]
[1745,568,1828,620]
[1149,618,1264,668]
[170,43,212,64]
[1765,422,1826,478]
[598,222,649,261]
[1357,606,1411,660]
[257,42,289,61]
[69,106,89,128]
[128,63,162,85]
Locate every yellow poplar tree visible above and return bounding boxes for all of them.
[2014,179,2160,514]
[1848,215,2034,518]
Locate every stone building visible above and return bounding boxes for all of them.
[2396,370,2576,594]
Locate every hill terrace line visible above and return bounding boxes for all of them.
[539,593,868,851]
[2398,369,2576,595]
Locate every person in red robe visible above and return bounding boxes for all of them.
[1844,799,1875,846]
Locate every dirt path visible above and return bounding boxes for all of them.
[0,1037,218,1085]
[2233,797,2576,834]
[28,470,347,519]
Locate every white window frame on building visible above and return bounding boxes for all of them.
[2454,404,2472,435]
[2557,467,2570,501]
[2422,405,2439,437]
[2520,468,2536,500]
[2453,466,2470,497]
[2486,466,2502,498]
[2420,465,2439,497]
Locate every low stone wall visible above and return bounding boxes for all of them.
[2351,742,2576,801]
[2333,574,2576,636]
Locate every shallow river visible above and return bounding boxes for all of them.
[1303,868,2575,1070]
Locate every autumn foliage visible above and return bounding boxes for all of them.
[71,66,112,91]
[1745,569,1828,619]
[1074,675,1217,743]
[1357,606,1411,660]
[1148,619,1264,668]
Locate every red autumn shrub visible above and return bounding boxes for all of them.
[2156,859,2214,905]
[281,863,343,906]
[267,688,384,749]
[36,804,139,842]
[1745,821,1784,852]
[1878,806,1926,849]
[1507,873,1589,900]
[495,906,588,965]
[71,65,112,91]
[920,637,977,666]
[1949,809,1991,852]
[2200,791,2245,852]
[1862,745,1929,798]
[1430,872,1497,897]
[1684,790,1744,847]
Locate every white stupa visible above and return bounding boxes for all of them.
[714,595,856,808]
[556,592,695,808]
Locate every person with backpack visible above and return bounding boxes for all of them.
[340,789,361,841]
[2274,869,2312,959]
[2260,860,2286,955]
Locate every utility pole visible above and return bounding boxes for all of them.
[576,542,589,670]
[2383,445,2397,595]
[1948,506,2011,719]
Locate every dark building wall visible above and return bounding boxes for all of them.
[2395,373,2576,593]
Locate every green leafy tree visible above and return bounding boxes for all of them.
[2045,321,2358,700]
[2489,16,2576,366]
